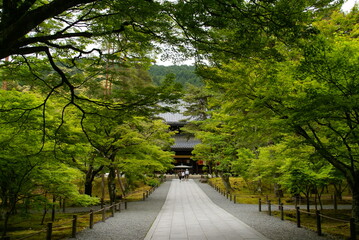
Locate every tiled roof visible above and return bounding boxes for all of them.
[158,112,189,125]
[171,135,201,150]
[158,102,195,124]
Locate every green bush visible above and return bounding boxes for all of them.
[68,194,100,207]
[146,178,160,187]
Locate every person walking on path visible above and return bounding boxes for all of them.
[181,171,185,181]
[144,179,268,240]
[184,169,189,181]
[177,171,182,181]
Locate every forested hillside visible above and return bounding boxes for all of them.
[149,65,203,86]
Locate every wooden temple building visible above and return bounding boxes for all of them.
[159,106,203,174]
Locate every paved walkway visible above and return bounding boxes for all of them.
[144,179,269,240]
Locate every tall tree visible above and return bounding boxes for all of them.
[0,90,98,237]
[192,8,359,221]
[168,0,338,65]
[0,0,181,133]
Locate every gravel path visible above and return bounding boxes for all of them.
[70,181,171,240]
[196,180,332,240]
[70,179,336,240]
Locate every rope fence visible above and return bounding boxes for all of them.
[4,186,157,240]
[258,198,358,239]
[208,182,358,239]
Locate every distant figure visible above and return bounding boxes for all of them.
[185,169,189,181]
[178,171,182,181]
[181,171,185,181]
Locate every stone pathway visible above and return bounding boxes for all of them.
[144,179,268,240]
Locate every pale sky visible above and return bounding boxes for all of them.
[342,0,357,12]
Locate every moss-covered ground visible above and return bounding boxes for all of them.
[209,177,356,240]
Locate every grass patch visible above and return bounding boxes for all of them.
[124,185,152,201]
[271,209,354,239]
[209,177,352,205]
[2,211,103,240]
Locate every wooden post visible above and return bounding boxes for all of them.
[268,200,272,216]
[350,218,356,240]
[46,222,52,240]
[119,202,121,212]
[230,194,232,201]
[72,215,77,238]
[280,203,284,220]
[125,201,127,209]
[333,194,338,211]
[259,198,262,212]
[233,195,236,204]
[102,208,106,222]
[111,205,115,217]
[143,192,146,201]
[296,207,301,228]
[90,210,94,229]
[316,210,322,236]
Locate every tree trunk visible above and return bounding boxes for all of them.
[0,198,6,221]
[351,181,359,223]
[2,212,10,238]
[306,195,310,212]
[257,179,263,195]
[116,169,126,197]
[208,162,213,175]
[221,174,233,193]
[41,199,48,225]
[274,183,284,198]
[107,166,116,204]
[51,195,56,222]
[84,165,104,196]
[101,174,105,205]
[2,192,19,237]
[84,168,94,196]
[318,187,324,211]
[333,182,346,201]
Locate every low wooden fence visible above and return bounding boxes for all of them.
[3,187,157,240]
[258,198,358,240]
[208,182,358,240]
[209,182,243,204]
